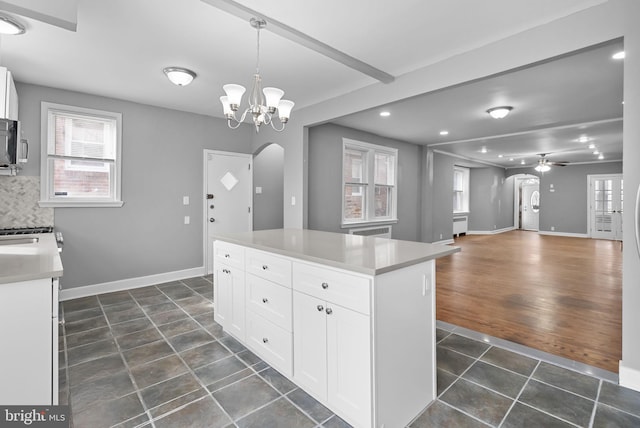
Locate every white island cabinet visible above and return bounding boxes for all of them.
[213,229,459,428]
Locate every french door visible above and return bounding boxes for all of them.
[589,174,623,240]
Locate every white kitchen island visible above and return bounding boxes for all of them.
[213,229,459,428]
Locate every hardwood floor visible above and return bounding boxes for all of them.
[436,230,622,373]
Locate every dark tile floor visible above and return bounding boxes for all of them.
[59,276,640,428]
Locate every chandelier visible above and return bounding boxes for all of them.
[220,18,294,132]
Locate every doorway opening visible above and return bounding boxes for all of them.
[513,174,540,231]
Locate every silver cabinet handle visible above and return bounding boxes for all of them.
[224,253,230,258]
[262,265,268,270]
[262,297,268,303]
[326,307,333,315]
[317,304,324,312]
[321,282,329,289]
[262,337,269,343]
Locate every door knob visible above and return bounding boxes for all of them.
[321,282,329,289]
[209,218,215,222]
[326,307,333,315]
[210,204,215,209]
[317,305,324,312]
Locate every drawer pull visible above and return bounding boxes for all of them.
[223,269,230,274]
[317,304,324,312]
[326,307,333,315]
[262,265,269,270]
[262,337,269,343]
[224,253,230,258]
[262,297,269,303]
[321,282,329,289]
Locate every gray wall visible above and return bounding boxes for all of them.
[308,123,422,241]
[469,166,514,232]
[16,82,253,289]
[431,152,456,241]
[253,143,284,230]
[507,162,622,234]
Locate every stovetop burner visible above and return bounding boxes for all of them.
[0,226,54,235]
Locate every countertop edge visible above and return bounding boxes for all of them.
[214,234,460,276]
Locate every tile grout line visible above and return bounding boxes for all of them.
[588,379,603,428]
[496,359,541,428]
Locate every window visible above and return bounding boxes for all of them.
[342,139,397,225]
[453,166,470,213]
[40,103,123,207]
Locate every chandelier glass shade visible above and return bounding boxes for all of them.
[534,161,551,172]
[220,18,294,132]
[486,106,513,119]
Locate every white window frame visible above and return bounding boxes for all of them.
[39,102,123,207]
[453,165,470,214]
[341,138,398,226]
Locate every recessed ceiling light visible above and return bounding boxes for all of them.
[163,67,196,86]
[520,160,525,165]
[598,154,604,160]
[0,14,26,35]
[593,150,600,155]
[439,130,449,136]
[509,158,514,161]
[486,106,513,119]
[379,111,391,117]
[588,144,596,149]
[578,136,589,143]
[498,154,504,158]
[612,51,625,60]
[480,147,488,154]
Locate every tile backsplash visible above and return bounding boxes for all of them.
[0,176,54,228]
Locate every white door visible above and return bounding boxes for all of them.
[590,174,623,240]
[205,151,252,273]
[326,304,372,428]
[521,182,540,231]
[293,291,328,400]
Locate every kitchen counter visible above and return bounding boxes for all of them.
[214,228,459,275]
[0,233,63,284]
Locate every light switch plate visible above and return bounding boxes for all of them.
[256,187,262,194]
[184,216,190,225]
[183,196,189,205]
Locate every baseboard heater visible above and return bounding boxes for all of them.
[348,225,392,238]
[453,215,468,237]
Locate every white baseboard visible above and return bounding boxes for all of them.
[59,266,206,301]
[538,231,588,238]
[619,361,640,392]
[432,238,455,245]
[467,227,515,235]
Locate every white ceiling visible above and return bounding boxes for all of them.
[0,0,621,168]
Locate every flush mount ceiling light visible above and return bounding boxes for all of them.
[612,51,625,60]
[0,14,26,35]
[379,111,391,117]
[439,130,449,136]
[486,106,513,119]
[163,67,196,86]
[220,18,294,133]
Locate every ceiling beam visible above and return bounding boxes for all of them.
[201,0,395,84]
[0,0,78,31]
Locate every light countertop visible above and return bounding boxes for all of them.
[0,233,63,284]
[215,228,459,275]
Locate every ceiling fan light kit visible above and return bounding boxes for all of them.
[486,106,513,119]
[220,18,295,132]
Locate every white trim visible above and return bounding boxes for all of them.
[467,227,515,235]
[431,238,455,245]
[619,361,640,392]
[587,173,623,240]
[40,102,123,207]
[432,149,503,169]
[59,266,206,301]
[538,230,588,238]
[512,174,539,230]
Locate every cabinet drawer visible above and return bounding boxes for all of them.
[213,241,245,269]
[246,311,292,377]
[293,262,371,315]
[246,249,292,287]
[246,274,292,331]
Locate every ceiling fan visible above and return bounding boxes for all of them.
[535,154,569,172]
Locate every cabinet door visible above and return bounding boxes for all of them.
[214,264,245,341]
[326,303,372,427]
[293,291,327,400]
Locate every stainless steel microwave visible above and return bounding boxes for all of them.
[0,119,26,169]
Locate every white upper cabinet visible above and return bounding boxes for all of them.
[0,67,18,121]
